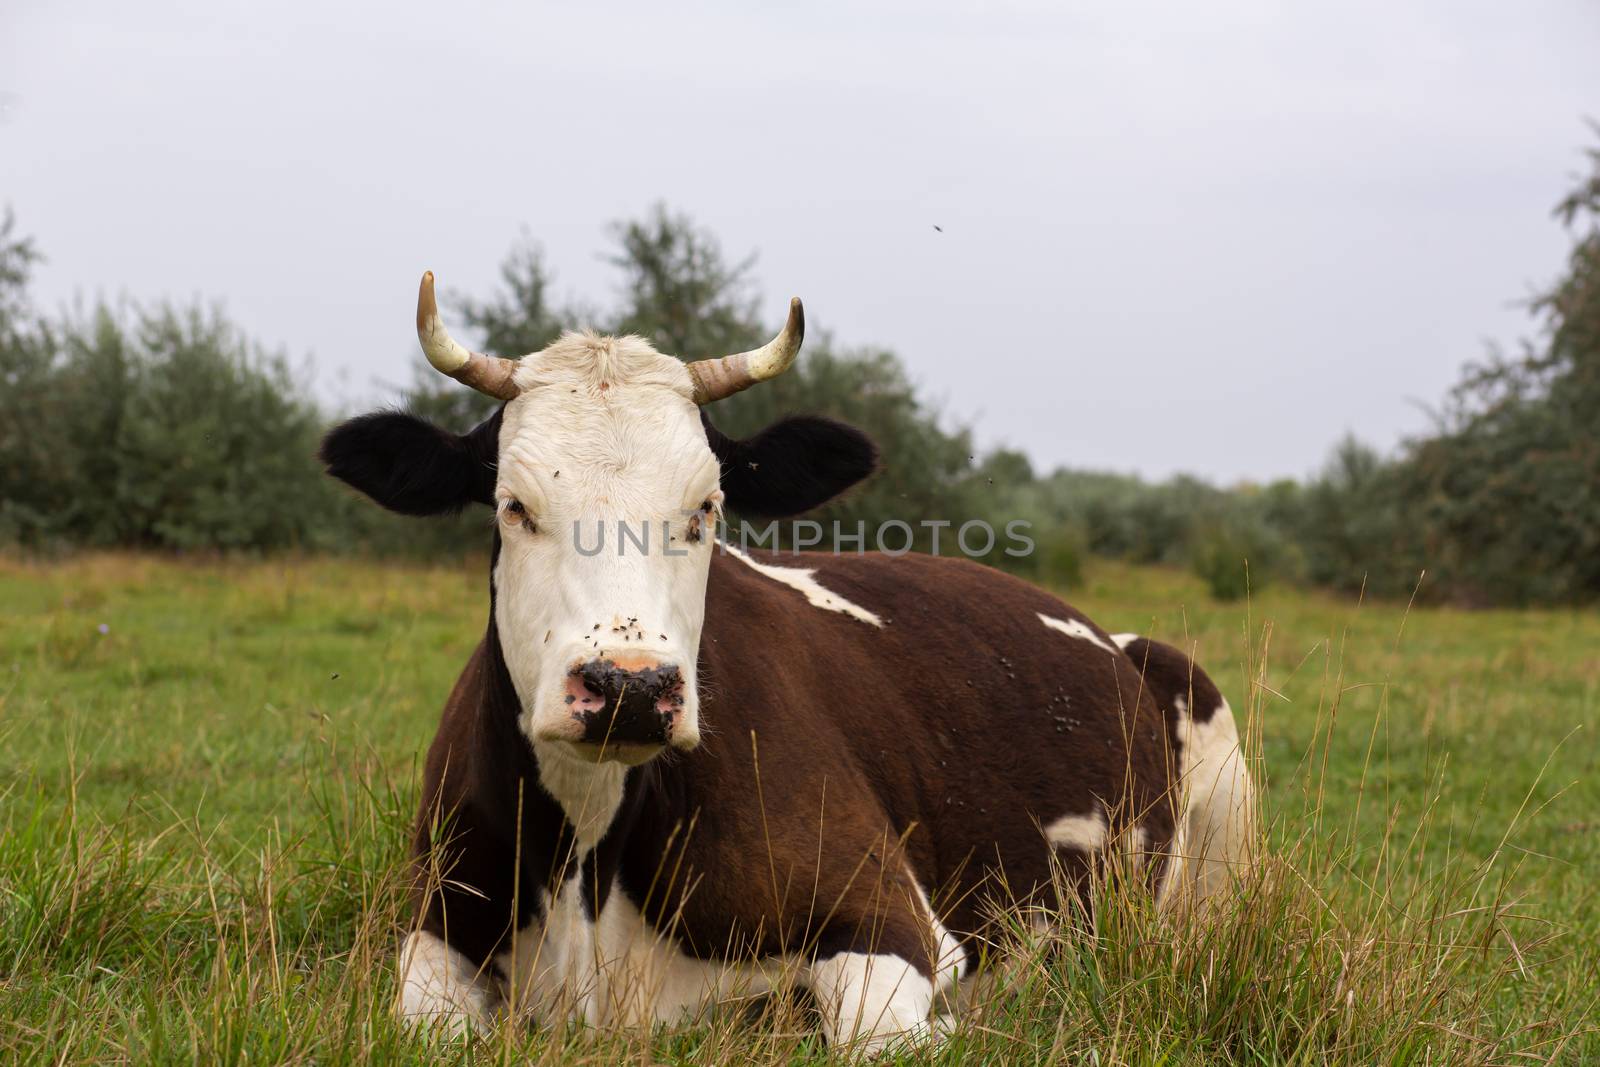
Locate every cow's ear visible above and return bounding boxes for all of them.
[703,414,877,518]
[320,408,502,515]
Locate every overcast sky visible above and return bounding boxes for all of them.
[3,1,1596,483]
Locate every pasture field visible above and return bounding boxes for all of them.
[1,553,1595,1064]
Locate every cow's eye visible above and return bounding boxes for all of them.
[500,498,537,532]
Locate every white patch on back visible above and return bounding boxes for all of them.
[1044,809,1108,853]
[723,544,883,627]
[532,741,627,854]
[1046,808,1151,873]
[398,930,498,1034]
[1110,632,1140,650]
[1037,613,1118,655]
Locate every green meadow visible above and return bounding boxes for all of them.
[1,554,1595,1064]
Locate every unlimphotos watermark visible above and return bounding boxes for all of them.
[571,518,1034,558]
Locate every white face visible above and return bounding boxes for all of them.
[490,333,721,764]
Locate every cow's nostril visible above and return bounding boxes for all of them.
[568,658,683,747]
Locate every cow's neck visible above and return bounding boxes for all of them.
[477,614,644,901]
[528,740,629,854]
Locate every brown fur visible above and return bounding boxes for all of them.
[409,546,1232,983]
[1118,635,1229,725]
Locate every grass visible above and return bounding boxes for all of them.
[0,552,1595,1064]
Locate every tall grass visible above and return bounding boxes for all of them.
[0,556,1593,1063]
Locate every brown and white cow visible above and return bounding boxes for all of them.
[320,273,1255,1052]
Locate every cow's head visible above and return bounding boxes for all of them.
[322,272,875,765]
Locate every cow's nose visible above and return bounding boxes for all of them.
[566,658,685,747]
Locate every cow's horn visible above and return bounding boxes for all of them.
[686,297,804,404]
[416,271,522,400]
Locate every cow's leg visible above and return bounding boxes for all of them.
[398,929,499,1035]
[808,951,937,1054]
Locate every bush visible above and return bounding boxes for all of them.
[1,300,335,551]
[1011,524,1087,591]
[1190,526,1257,601]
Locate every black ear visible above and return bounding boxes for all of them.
[703,414,877,518]
[320,408,503,515]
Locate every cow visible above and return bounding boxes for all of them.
[319,272,1256,1053]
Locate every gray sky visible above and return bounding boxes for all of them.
[4,1,1596,483]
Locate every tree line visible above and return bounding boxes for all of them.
[3,138,1596,605]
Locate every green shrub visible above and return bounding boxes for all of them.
[1191,527,1253,601]
[0,301,332,551]
[1015,524,1087,590]
[1188,517,1296,602]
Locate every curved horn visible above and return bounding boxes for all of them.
[415,271,522,400]
[686,297,804,404]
